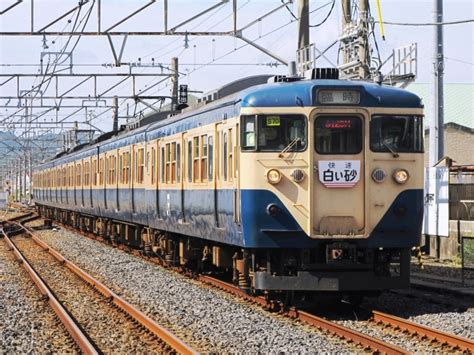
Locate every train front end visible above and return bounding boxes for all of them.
[239,80,424,293]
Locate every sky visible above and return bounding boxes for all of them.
[0,0,473,133]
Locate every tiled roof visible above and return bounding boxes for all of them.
[407,83,474,129]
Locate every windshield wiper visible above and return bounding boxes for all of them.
[382,141,399,158]
[278,137,300,158]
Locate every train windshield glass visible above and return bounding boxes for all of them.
[370,115,423,153]
[315,116,362,154]
[241,115,307,152]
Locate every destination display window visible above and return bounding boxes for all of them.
[241,114,307,152]
[315,116,362,154]
[370,115,423,153]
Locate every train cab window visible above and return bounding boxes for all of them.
[241,114,307,152]
[370,115,423,153]
[208,136,213,182]
[315,116,362,154]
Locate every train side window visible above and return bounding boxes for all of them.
[92,160,97,186]
[150,147,155,184]
[137,148,145,184]
[84,162,90,186]
[99,158,104,185]
[62,167,67,187]
[176,143,181,182]
[228,129,233,182]
[165,143,173,184]
[208,136,213,182]
[76,163,82,187]
[223,133,228,181]
[161,147,165,183]
[201,135,208,182]
[193,136,200,183]
[187,140,192,182]
[171,142,177,183]
[124,152,130,184]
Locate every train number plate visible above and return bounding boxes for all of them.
[318,160,360,188]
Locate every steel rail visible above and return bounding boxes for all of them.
[198,275,408,355]
[372,310,474,352]
[17,220,198,355]
[0,227,98,355]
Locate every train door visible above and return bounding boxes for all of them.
[214,123,224,226]
[178,133,185,222]
[312,112,366,237]
[103,152,108,210]
[115,149,120,211]
[232,123,241,224]
[131,144,136,213]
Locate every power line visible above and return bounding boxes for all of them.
[381,19,474,26]
[310,0,336,27]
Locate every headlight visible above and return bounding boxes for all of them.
[266,169,282,184]
[393,169,409,184]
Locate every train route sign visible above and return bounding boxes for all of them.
[318,160,360,188]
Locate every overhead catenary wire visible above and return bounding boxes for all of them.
[381,19,474,26]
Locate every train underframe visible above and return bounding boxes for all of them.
[37,204,411,301]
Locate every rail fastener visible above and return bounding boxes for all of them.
[372,310,474,352]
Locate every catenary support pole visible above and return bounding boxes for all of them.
[430,0,444,166]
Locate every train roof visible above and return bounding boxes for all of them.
[35,78,423,170]
[239,79,423,109]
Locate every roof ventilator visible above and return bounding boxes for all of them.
[311,68,339,80]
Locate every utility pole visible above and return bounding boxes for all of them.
[171,57,179,110]
[112,96,119,132]
[297,0,310,51]
[341,0,352,65]
[358,0,370,79]
[430,0,444,166]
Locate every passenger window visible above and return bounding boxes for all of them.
[161,147,165,183]
[151,147,156,184]
[228,129,233,182]
[208,136,213,182]
[201,135,208,182]
[187,140,192,182]
[223,133,228,181]
[193,137,200,183]
[315,116,362,154]
[171,142,176,183]
[176,143,181,182]
[165,143,171,184]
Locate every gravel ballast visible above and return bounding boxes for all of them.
[0,239,78,353]
[31,225,353,353]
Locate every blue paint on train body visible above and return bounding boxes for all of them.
[34,187,423,249]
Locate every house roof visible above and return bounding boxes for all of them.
[407,83,474,129]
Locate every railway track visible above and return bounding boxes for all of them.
[17,212,474,354]
[0,215,197,355]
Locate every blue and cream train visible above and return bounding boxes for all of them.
[33,75,424,294]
